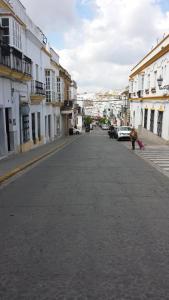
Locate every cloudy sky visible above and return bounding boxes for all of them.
[21,0,169,92]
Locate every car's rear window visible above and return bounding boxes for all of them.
[119,127,131,131]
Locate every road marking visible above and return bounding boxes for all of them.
[134,147,169,178]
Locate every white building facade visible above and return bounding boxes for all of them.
[129,35,169,142]
[0,0,76,158]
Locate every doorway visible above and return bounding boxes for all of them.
[150,110,155,132]
[0,108,6,156]
[5,108,11,151]
[157,111,163,137]
[31,113,36,144]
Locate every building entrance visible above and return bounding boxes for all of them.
[31,113,36,144]
[0,108,6,156]
[5,107,12,151]
[157,111,163,137]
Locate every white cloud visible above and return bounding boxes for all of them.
[57,0,169,92]
[21,0,77,32]
[21,0,169,92]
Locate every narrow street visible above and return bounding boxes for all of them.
[1,128,169,299]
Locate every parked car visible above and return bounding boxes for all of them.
[85,125,90,132]
[102,124,109,130]
[116,126,132,141]
[73,127,81,135]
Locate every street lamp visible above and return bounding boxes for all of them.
[157,75,169,90]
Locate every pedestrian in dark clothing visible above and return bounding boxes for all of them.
[109,125,115,139]
[130,127,138,150]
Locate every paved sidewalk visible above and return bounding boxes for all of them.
[123,130,169,150]
[0,135,79,183]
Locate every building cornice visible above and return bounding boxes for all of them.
[51,59,59,69]
[129,95,169,101]
[41,46,51,58]
[130,43,169,79]
[131,34,169,73]
[0,0,26,27]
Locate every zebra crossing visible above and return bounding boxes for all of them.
[136,147,169,175]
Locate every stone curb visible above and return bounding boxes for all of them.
[0,139,73,185]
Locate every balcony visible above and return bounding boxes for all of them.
[30,80,46,104]
[51,100,63,107]
[137,90,143,98]
[0,44,32,80]
[129,92,136,98]
[151,87,156,94]
[61,100,73,114]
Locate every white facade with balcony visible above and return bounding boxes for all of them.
[129,34,169,142]
[0,0,75,158]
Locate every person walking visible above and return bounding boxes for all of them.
[130,127,138,150]
[108,125,115,139]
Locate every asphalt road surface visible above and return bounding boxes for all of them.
[1,128,169,299]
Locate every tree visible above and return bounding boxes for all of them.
[84,116,92,126]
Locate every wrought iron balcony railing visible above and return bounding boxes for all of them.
[63,100,73,108]
[137,90,143,98]
[0,44,32,76]
[31,80,46,95]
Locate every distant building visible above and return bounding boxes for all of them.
[77,91,123,121]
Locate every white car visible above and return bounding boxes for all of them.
[117,126,132,141]
[73,127,82,135]
[102,124,109,130]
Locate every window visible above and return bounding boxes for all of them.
[154,71,157,87]
[1,18,10,45]
[57,77,61,100]
[57,77,61,92]
[35,64,39,81]
[12,19,22,49]
[141,75,144,90]
[45,70,55,102]
[2,18,9,27]
[147,74,150,89]
[46,77,50,90]
[52,71,55,100]
[46,91,51,102]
